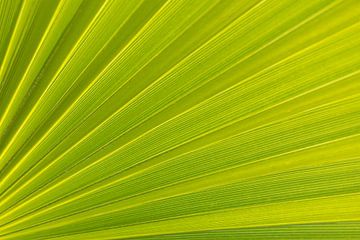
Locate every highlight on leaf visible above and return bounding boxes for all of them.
[0,0,359,239]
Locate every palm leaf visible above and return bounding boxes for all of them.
[0,0,359,239]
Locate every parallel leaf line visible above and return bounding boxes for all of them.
[0,0,113,168]
[0,0,268,200]
[2,20,357,219]
[0,0,68,130]
[4,130,360,232]
[14,71,358,220]
[11,19,358,211]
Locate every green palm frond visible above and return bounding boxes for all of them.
[0,0,360,239]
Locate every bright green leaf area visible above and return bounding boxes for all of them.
[0,0,360,239]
